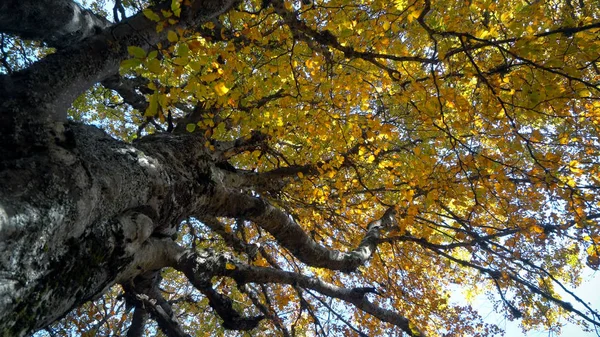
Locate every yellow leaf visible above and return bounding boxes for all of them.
[225,262,236,270]
[297,172,304,178]
[214,82,229,96]
[186,124,196,132]
[407,9,420,23]
[569,160,582,174]
[382,21,391,31]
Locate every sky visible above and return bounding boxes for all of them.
[461,269,600,337]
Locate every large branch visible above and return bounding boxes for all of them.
[0,0,236,157]
[0,0,112,49]
[123,271,190,337]
[202,187,397,272]
[155,242,266,331]
[101,74,152,112]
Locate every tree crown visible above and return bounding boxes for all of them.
[2,0,600,336]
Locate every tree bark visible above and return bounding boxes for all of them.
[0,123,215,336]
[0,0,111,49]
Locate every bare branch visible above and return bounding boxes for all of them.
[126,306,148,337]
[174,249,265,330]
[101,74,151,112]
[124,289,190,337]
[240,284,292,337]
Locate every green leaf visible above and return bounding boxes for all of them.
[127,46,146,59]
[186,123,196,133]
[145,93,158,117]
[171,0,181,17]
[177,43,189,58]
[173,57,188,66]
[147,50,158,60]
[147,59,162,74]
[142,9,161,22]
[168,30,178,43]
[120,58,141,71]
[189,61,202,72]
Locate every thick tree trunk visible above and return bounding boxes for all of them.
[0,122,215,336]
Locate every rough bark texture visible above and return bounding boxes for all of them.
[0,0,235,158]
[0,123,214,336]
[0,0,111,49]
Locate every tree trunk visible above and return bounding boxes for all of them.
[0,122,215,336]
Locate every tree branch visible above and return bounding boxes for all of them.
[0,0,237,157]
[101,74,151,113]
[126,306,148,337]
[240,284,292,337]
[203,188,397,272]
[174,249,265,330]
[173,248,425,337]
[125,289,190,337]
[0,0,112,49]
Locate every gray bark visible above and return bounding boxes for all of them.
[0,0,112,49]
[0,123,214,336]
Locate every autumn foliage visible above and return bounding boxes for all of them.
[7,0,600,335]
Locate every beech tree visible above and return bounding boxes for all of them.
[1,0,600,336]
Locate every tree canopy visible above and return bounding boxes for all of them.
[1,0,600,336]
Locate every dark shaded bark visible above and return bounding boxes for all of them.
[0,0,237,335]
[0,0,111,49]
[0,0,235,159]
